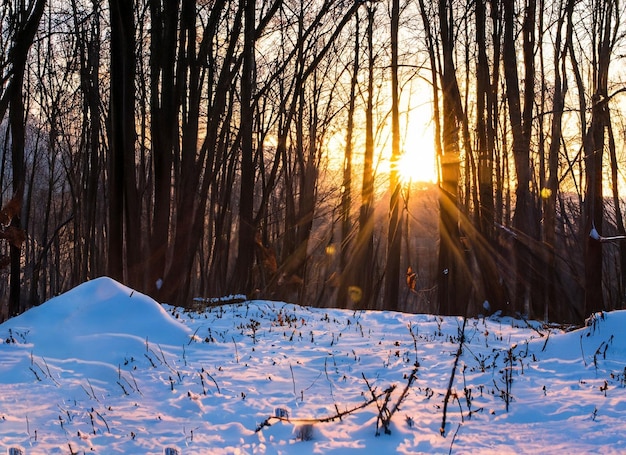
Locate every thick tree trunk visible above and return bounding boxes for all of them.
[7,0,46,316]
[149,0,178,298]
[583,0,617,317]
[584,99,606,315]
[8,76,26,317]
[108,0,139,288]
[436,0,469,316]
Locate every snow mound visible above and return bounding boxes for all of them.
[1,277,191,360]
[527,310,626,362]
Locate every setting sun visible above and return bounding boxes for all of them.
[395,113,437,183]
[392,92,438,184]
[396,148,437,183]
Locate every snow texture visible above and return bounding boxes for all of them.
[0,277,624,453]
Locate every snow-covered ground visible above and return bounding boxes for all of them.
[0,277,624,454]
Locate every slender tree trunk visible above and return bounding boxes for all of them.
[278,6,308,294]
[543,0,571,321]
[354,3,377,309]
[68,0,103,287]
[85,1,103,283]
[502,0,537,316]
[338,15,359,308]
[523,0,541,318]
[294,93,319,295]
[471,0,509,315]
[385,0,402,312]
[417,0,444,316]
[161,0,239,306]
[8,73,26,316]
[584,98,606,315]
[607,121,626,307]
[476,0,492,239]
[490,2,503,229]
[232,0,257,294]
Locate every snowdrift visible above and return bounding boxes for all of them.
[2,277,190,360]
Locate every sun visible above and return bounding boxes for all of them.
[396,149,437,184]
[395,100,438,184]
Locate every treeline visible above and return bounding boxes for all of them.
[0,0,625,323]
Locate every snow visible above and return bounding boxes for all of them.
[0,277,625,454]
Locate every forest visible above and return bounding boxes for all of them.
[0,0,625,324]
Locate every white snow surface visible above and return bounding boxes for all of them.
[0,277,624,454]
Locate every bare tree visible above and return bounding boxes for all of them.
[355,2,377,309]
[3,0,45,316]
[232,0,258,293]
[541,0,572,321]
[148,0,179,297]
[384,0,402,312]
[502,0,540,317]
[338,14,359,308]
[107,0,140,288]
[435,0,471,316]
[583,0,621,316]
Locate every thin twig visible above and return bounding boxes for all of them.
[129,371,143,396]
[28,367,41,381]
[441,316,467,437]
[448,423,462,455]
[541,329,552,352]
[362,373,386,435]
[87,378,99,402]
[204,369,221,394]
[289,363,297,399]
[232,336,239,363]
[580,334,587,366]
[188,327,201,345]
[94,409,111,433]
[41,357,60,385]
[390,363,419,417]
[255,385,395,432]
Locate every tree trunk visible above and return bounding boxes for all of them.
[338,15,359,308]
[108,0,139,288]
[583,0,617,317]
[232,0,257,294]
[149,0,178,298]
[161,0,238,306]
[354,3,378,309]
[384,0,402,312]
[502,0,537,317]
[473,0,508,315]
[7,0,46,316]
[436,0,469,316]
[543,0,571,321]
[584,98,606,316]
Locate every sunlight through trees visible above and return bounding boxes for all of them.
[0,0,626,323]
